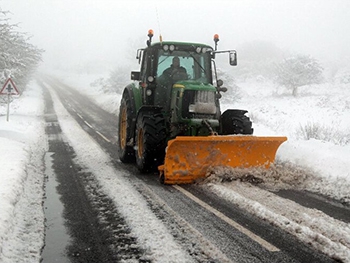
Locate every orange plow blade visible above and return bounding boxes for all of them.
[158,135,287,184]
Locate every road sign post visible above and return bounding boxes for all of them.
[7,93,10,121]
[1,78,20,121]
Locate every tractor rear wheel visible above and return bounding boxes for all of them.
[135,112,167,173]
[118,94,135,163]
[220,109,254,135]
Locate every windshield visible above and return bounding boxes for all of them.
[156,49,212,84]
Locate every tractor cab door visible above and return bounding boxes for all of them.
[139,48,157,105]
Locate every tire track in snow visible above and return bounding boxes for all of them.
[45,82,196,262]
[42,83,147,262]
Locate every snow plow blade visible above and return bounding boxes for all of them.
[158,135,287,184]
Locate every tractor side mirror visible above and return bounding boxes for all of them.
[229,51,237,66]
[131,71,141,81]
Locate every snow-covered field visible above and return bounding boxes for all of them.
[0,70,350,262]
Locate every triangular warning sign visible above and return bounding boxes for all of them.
[1,78,20,95]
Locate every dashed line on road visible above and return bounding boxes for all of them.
[96,131,111,143]
[173,185,280,252]
[74,109,111,143]
[84,121,93,129]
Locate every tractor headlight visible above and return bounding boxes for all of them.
[169,45,175,51]
[147,76,154,82]
[163,45,169,51]
[196,47,202,53]
[146,89,152,96]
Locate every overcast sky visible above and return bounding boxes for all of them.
[1,0,350,72]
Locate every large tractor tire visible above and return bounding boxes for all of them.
[220,109,254,135]
[135,112,167,173]
[118,93,135,163]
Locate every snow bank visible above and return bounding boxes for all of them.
[0,82,46,262]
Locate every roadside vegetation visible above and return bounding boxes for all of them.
[0,8,43,92]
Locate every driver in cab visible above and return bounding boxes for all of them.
[161,56,188,83]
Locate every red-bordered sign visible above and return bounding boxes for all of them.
[1,78,20,95]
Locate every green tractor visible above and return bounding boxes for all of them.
[118,30,286,184]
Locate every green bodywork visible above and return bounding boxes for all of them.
[169,80,219,136]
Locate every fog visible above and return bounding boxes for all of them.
[2,0,350,73]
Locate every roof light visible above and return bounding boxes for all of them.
[147,29,154,47]
[214,34,219,42]
[214,34,219,50]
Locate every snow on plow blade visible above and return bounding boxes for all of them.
[158,135,287,184]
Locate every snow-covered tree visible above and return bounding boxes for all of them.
[0,8,43,89]
[274,55,324,96]
[333,68,350,84]
[90,66,130,94]
[107,67,130,93]
[90,35,144,94]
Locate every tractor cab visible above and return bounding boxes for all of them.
[131,30,237,114]
[132,41,214,109]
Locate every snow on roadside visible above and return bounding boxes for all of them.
[45,82,195,263]
[0,82,47,262]
[205,182,350,263]
[221,80,350,203]
[277,140,350,203]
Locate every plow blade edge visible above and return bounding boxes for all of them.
[158,135,287,184]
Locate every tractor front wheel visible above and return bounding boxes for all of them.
[135,112,167,173]
[220,109,254,135]
[118,94,135,163]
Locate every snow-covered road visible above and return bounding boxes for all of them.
[1,73,350,262]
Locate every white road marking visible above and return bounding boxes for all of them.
[84,121,93,129]
[173,185,280,252]
[96,131,111,143]
[73,108,111,143]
